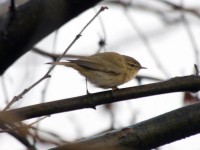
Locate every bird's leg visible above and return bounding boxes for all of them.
[111,86,119,97]
[85,77,96,109]
[85,77,90,95]
[112,86,119,91]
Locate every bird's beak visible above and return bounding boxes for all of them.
[141,66,147,69]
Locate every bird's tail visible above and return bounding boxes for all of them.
[46,62,69,66]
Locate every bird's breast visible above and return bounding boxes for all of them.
[125,69,139,82]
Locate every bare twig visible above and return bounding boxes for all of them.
[156,0,200,18]
[30,126,68,146]
[3,6,108,111]
[94,8,107,52]
[0,123,66,146]
[43,6,108,93]
[29,116,50,126]
[194,64,199,76]
[0,123,36,149]
[79,6,108,36]
[181,4,199,67]
[1,75,9,104]
[107,0,200,19]
[40,30,59,104]
[34,31,59,144]
[0,123,29,133]
[3,75,51,111]
[124,10,170,78]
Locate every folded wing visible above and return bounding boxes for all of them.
[69,52,126,74]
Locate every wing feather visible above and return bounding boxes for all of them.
[69,52,126,74]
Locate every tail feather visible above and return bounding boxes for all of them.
[46,62,69,66]
[46,61,87,75]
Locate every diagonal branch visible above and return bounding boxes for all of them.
[3,6,107,111]
[0,0,102,75]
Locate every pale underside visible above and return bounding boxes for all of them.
[65,52,138,88]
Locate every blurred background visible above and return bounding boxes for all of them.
[1,0,200,149]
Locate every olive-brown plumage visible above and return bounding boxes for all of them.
[48,52,146,89]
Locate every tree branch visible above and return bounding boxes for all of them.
[3,6,107,111]
[0,75,200,123]
[0,0,102,75]
[49,101,200,150]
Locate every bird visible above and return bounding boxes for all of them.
[47,52,146,90]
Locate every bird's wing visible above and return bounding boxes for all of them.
[70,52,126,74]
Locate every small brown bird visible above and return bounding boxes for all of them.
[47,52,146,90]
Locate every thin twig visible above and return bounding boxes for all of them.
[3,6,108,111]
[30,126,68,145]
[0,116,48,133]
[79,6,108,35]
[156,0,200,18]
[124,9,170,78]
[181,4,199,67]
[94,8,107,52]
[40,30,59,104]
[194,64,199,76]
[3,75,50,111]
[1,75,9,104]
[34,30,59,145]
[29,116,50,126]
[107,0,200,19]
[46,6,108,75]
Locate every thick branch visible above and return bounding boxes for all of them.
[0,0,102,75]
[0,75,200,123]
[49,102,200,150]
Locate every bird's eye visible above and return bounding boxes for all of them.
[130,64,136,67]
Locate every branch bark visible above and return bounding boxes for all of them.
[0,75,200,123]
[49,101,200,150]
[0,0,102,75]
